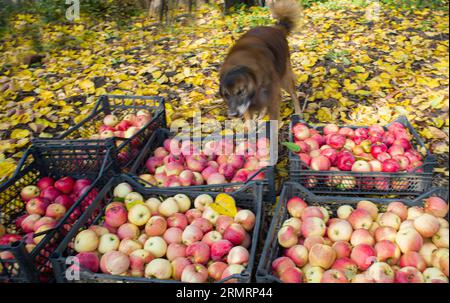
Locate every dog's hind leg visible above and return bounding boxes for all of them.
[268,92,281,127]
[267,93,281,142]
[282,63,302,115]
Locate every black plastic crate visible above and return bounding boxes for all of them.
[289,115,436,195]
[129,126,277,203]
[51,174,263,283]
[256,182,448,283]
[31,95,166,173]
[0,147,112,282]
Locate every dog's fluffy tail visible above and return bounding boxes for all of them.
[270,0,302,35]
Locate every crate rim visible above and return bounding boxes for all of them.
[58,94,165,139]
[255,182,449,282]
[129,128,277,202]
[287,115,436,195]
[0,145,112,282]
[1,146,110,255]
[31,94,166,149]
[289,114,436,172]
[51,174,264,283]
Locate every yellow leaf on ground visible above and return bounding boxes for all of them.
[79,79,95,92]
[10,129,30,139]
[317,107,334,123]
[297,74,309,83]
[417,77,440,88]
[118,80,134,90]
[0,161,16,181]
[428,127,448,139]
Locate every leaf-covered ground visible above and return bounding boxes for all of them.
[0,2,448,183]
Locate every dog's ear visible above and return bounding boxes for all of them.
[221,66,254,87]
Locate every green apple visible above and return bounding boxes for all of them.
[173,194,191,213]
[98,233,120,254]
[128,204,151,226]
[113,183,133,198]
[74,229,99,252]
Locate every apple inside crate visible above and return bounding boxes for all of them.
[0,147,110,283]
[256,182,449,283]
[50,174,263,283]
[287,115,436,195]
[129,127,277,203]
[31,95,166,173]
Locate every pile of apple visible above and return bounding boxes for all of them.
[87,110,153,164]
[140,137,271,187]
[0,176,94,261]
[70,182,256,283]
[291,121,425,189]
[90,110,152,141]
[272,195,449,283]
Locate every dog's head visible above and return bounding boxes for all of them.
[219,66,256,118]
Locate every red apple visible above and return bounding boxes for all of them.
[368,125,384,136]
[45,203,67,220]
[54,177,75,194]
[287,197,308,218]
[320,148,338,165]
[294,141,311,155]
[54,195,75,209]
[383,132,396,146]
[21,185,40,202]
[26,197,50,216]
[208,261,228,281]
[338,127,354,138]
[297,153,311,166]
[310,156,331,171]
[323,124,339,135]
[424,197,448,218]
[294,125,310,141]
[370,143,387,158]
[326,134,346,150]
[37,177,55,191]
[336,151,355,171]
[382,159,400,172]
[404,150,422,163]
[223,223,246,246]
[393,155,410,171]
[73,179,92,195]
[388,145,404,157]
[394,138,411,150]
[210,239,233,261]
[304,138,320,151]
[351,244,376,270]
[40,186,61,202]
[376,152,392,162]
[145,157,164,174]
[310,134,325,146]
[20,214,41,233]
[354,128,369,140]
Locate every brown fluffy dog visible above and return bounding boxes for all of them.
[219,0,302,123]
